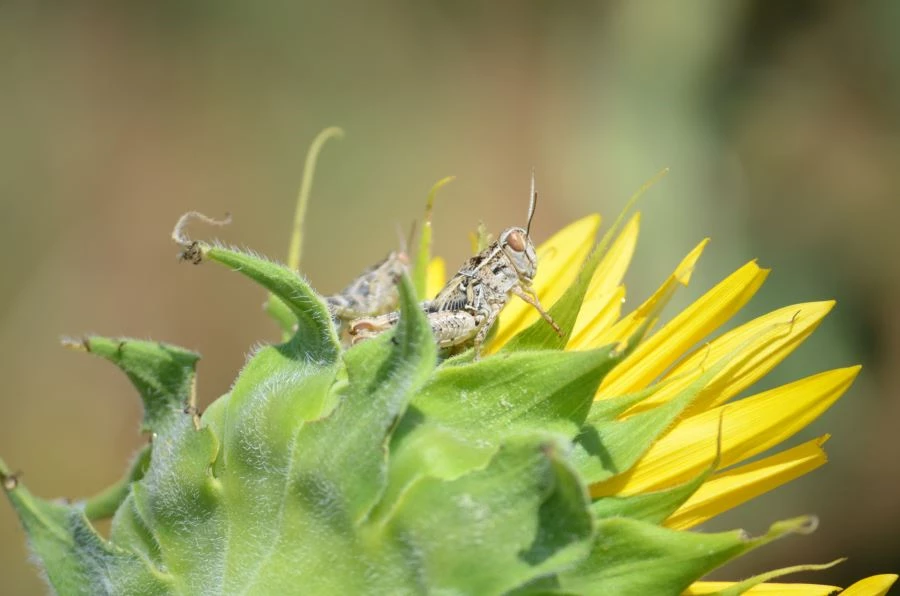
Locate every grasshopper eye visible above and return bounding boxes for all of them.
[506,230,526,252]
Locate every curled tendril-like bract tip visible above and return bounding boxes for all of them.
[171,211,232,264]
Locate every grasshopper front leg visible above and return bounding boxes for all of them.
[511,285,563,337]
[471,301,503,359]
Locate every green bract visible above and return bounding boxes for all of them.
[1,232,821,596]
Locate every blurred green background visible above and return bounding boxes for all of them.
[1,1,898,593]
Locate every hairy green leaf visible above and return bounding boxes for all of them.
[377,346,622,516]
[76,337,200,435]
[376,435,594,595]
[573,350,731,485]
[0,458,171,595]
[422,347,621,436]
[204,245,340,363]
[590,465,711,525]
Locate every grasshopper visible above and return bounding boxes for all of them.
[349,178,561,357]
[325,249,409,332]
[324,223,418,334]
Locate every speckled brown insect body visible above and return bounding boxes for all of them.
[349,178,560,357]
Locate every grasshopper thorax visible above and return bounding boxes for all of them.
[498,226,538,284]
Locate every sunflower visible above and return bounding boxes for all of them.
[2,129,895,595]
[417,210,895,595]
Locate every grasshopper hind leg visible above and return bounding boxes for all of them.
[349,307,479,354]
[427,310,479,350]
[348,311,401,345]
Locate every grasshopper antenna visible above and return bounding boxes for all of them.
[395,220,417,257]
[526,169,537,236]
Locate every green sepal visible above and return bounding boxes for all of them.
[198,390,230,436]
[395,345,621,488]
[590,463,711,525]
[375,434,595,595]
[572,348,731,485]
[372,346,622,526]
[264,295,297,339]
[0,457,172,595]
[428,346,621,435]
[75,337,200,435]
[120,414,223,592]
[203,245,340,363]
[585,381,666,422]
[108,491,162,568]
[287,273,436,525]
[546,515,819,596]
[371,421,495,526]
[589,410,723,524]
[61,336,200,523]
[206,345,342,587]
[108,274,434,594]
[711,559,844,596]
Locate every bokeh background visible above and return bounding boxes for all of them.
[1,1,898,593]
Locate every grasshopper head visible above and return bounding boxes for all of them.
[499,226,538,284]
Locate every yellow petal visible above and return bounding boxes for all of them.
[425,257,446,300]
[685,582,838,595]
[589,239,709,351]
[592,366,859,497]
[584,213,640,304]
[597,260,769,399]
[567,286,626,350]
[630,301,835,415]
[665,436,829,530]
[567,213,639,345]
[488,214,600,350]
[840,575,898,596]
